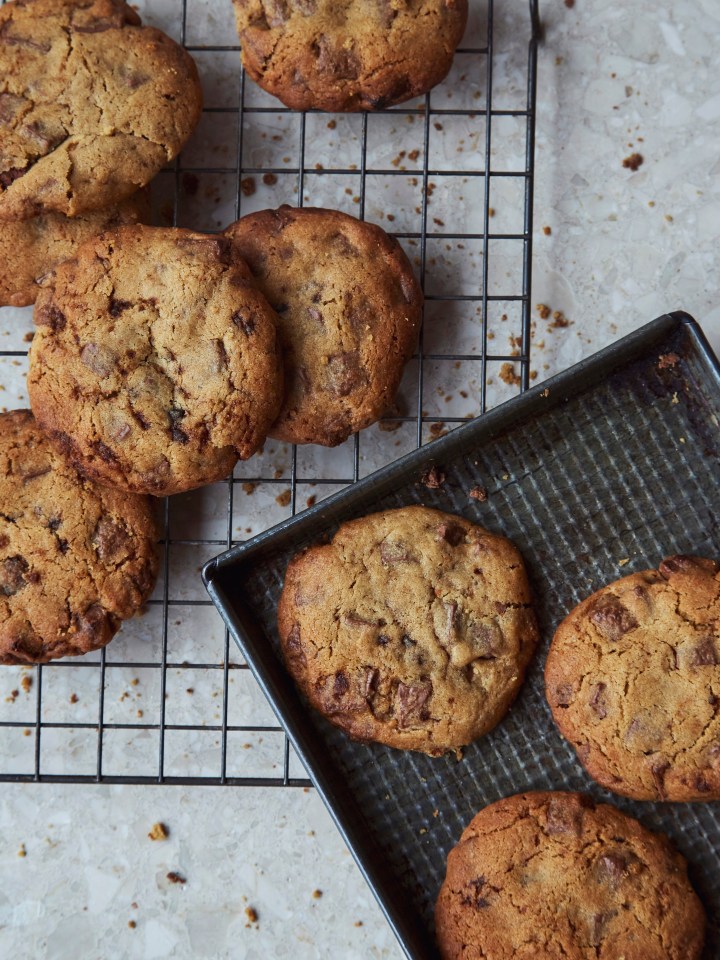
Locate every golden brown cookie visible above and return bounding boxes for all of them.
[277,505,538,755]
[545,555,720,802]
[435,791,706,960]
[232,0,468,111]
[27,225,284,496]
[0,191,147,307]
[0,0,202,221]
[224,206,422,447]
[0,409,158,664]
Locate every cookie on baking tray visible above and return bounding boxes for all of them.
[232,0,468,112]
[545,555,720,802]
[224,205,422,447]
[0,191,147,307]
[0,0,202,221]
[277,505,538,755]
[435,791,706,960]
[27,225,284,496]
[0,409,158,664]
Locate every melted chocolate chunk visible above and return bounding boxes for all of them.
[588,595,638,641]
[396,680,432,728]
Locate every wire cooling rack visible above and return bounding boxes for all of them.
[0,0,540,786]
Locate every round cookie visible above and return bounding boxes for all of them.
[277,505,538,755]
[545,555,720,802]
[224,206,422,447]
[0,0,202,221]
[0,409,159,664]
[232,0,468,112]
[435,791,706,960]
[28,225,284,496]
[0,191,147,308]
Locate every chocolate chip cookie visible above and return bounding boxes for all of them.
[233,0,468,112]
[27,225,284,496]
[435,791,705,960]
[224,206,422,447]
[545,556,720,802]
[277,505,538,755]
[0,409,158,664]
[0,0,202,221]
[0,191,147,307]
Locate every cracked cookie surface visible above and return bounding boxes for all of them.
[225,206,422,447]
[277,505,538,754]
[232,0,468,111]
[545,556,720,801]
[435,791,705,960]
[0,190,146,307]
[0,409,158,664]
[27,225,284,496]
[0,0,202,221]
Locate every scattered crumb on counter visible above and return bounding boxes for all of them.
[429,422,447,439]
[354,920,363,927]
[262,173,277,186]
[17,844,26,858]
[500,363,521,387]
[469,485,487,502]
[306,495,317,508]
[24,332,34,343]
[186,688,194,695]
[542,225,551,235]
[23,729,31,737]
[242,482,257,496]
[69,693,78,704]
[420,465,445,489]
[276,489,291,507]
[130,678,139,687]
[312,889,323,900]
[487,207,495,217]
[549,310,571,330]
[622,152,643,171]
[241,177,256,197]
[618,558,630,566]
[327,120,336,129]
[244,906,259,925]
[20,675,32,694]
[6,689,18,703]
[664,213,674,222]
[536,303,551,319]
[166,872,186,885]
[128,920,137,929]
[148,822,169,842]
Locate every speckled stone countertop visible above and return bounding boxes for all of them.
[1,1,718,958]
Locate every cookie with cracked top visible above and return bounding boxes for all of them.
[224,206,422,447]
[0,0,202,221]
[545,555,720,801]
[232,0,468,112]
[435,791,705,960]
[0,409,158,664]
[0,191,147,307]
[277,505,538,755]
[27,225,284,496]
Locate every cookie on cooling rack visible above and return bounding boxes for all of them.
[435,791,706,960]
[277,505,538,755]
[0,192,147,308]
[224,206,422,447]
[545,555,720,802]
[0,410,158,664]
[232,0,468,111]
[0,0,202,221]
[27,225,284,496]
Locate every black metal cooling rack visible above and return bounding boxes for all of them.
[0,0,540,786]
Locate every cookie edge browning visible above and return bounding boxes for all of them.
[234,0,469,113]
[277,505,538,755]
[545,555,720,802]
[225,205,424,447]
[0,408,160,665]
[434,790,706,960]
[27,225,283,496]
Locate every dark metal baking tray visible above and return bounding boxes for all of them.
[203,312,720,960]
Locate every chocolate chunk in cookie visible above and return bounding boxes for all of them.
[277,505,538,755]
[28,225,284,496]
[545,556,720,801]
[0,0,202,220]
[0,410,158,664]
[232,0,468,112]
[225,206,422,447]
[435,791,705,960]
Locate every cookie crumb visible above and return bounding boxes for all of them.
[657,352,680,370]
[618,558,630,566]
[536,303,551,319]
[17,844,26,858]
[327,120,337,129]
[242,482,257,496]
[542,225,552,235]
[420,465,445,489]
[166,872,186,885]
[69,693,78,704]
[306,495,317,508]
[244,906,258,924]
[671,392,679,404]
[24,332,35,343]
[20,675,32,694]
[276,489,291,507]
[500,362,521,387]
[549,310,570,330]
[148,822,169,842]
[622,152,643,171]
[469,485,487,502]
[128,920,137,929]
[541,388,550,398]
[312,889,323,900]
[354,920,363,927]
[241,177,256,196]
[262,173,278,186]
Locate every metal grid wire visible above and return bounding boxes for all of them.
[0,0,540,786]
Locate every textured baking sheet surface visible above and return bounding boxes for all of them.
[206,317,720,959]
